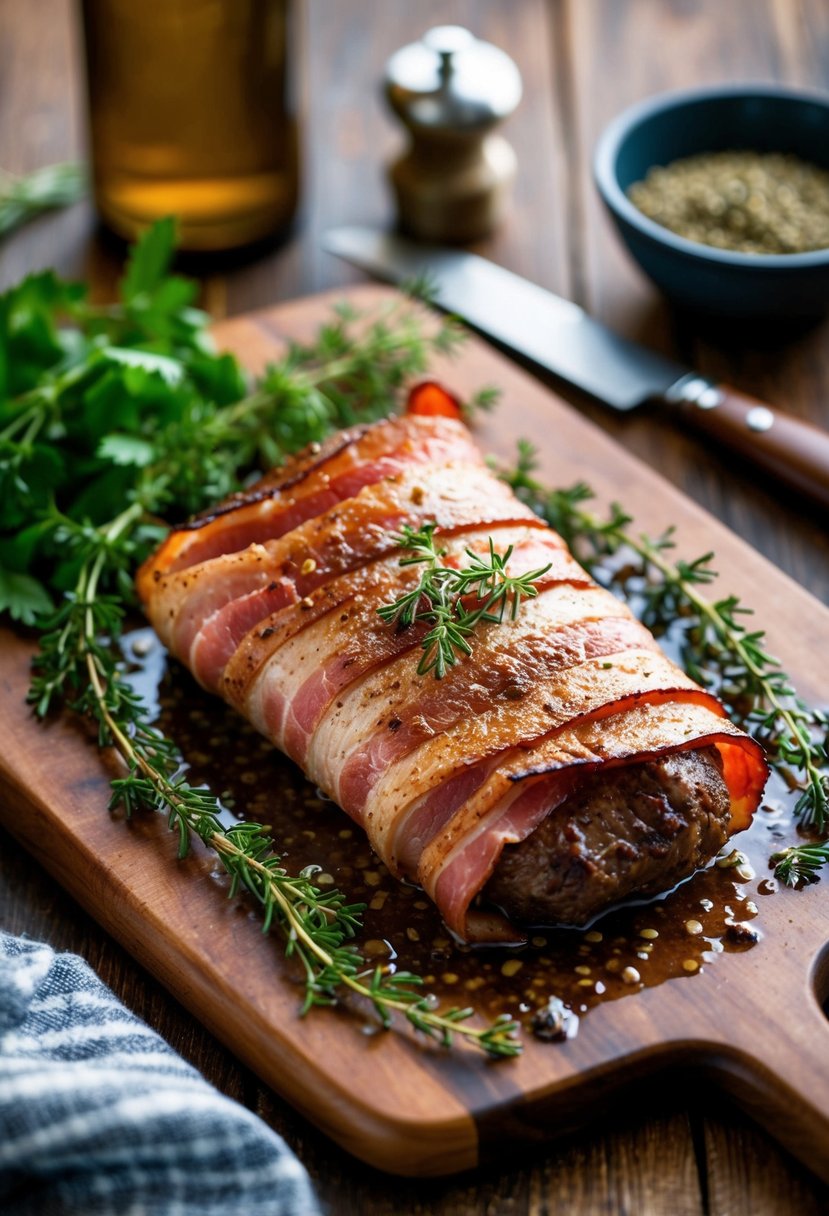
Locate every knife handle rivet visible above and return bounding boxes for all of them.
[669,375,723,410]
[696,386,722,410]
[746,405,775,433]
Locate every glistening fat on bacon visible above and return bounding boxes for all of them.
[138,413,768,944]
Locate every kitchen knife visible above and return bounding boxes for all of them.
[325,226,829,509]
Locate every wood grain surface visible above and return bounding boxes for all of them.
[2,0,829,1211]
[3,285,829,1184]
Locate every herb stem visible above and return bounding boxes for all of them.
[0,402,42,444]
[0,161,86,238]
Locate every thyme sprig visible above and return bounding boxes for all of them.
[377,522,552,678]
[503,441,829,884]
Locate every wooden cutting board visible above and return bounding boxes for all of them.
[2,285,829,1179]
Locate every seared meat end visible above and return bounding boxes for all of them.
[484,747,730,927]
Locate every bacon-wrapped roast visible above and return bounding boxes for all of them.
[138,414,768,943]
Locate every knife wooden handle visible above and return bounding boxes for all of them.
[670,379,829,509]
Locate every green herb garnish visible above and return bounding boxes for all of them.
[377,522,552,678]
[33,517,519,1056]
[770,841,829,886]
[0,217,471,618]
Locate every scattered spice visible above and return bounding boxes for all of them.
[716,848,747,870]
[364,939,389,958]
[724,921,762,947]
[531,996,579,1042]
[628,150,829,254]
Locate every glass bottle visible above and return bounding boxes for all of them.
[80,0,299,251]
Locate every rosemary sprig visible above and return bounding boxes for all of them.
[0,161,86,238]
[28,514,519,1057]
[377,522,552,678]
[5,223,520,1057]
[770,842,829,886]
[502,441,829,883]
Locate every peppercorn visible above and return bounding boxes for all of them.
[628,150,829,254]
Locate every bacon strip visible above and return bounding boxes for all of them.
[221,524,576,716]
[242,527,581,765]
[140,461,544,687]
[138,414,769,943]
[342,649,711,831]
[422,702,768,941]
[137,415,481,583]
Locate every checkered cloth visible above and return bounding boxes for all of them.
[0,932,320,1215]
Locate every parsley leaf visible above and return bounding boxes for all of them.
[0,566,53,624]
[97,434,156,468]
[121,216,178,303]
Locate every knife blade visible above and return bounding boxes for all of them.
[325,225,829,509]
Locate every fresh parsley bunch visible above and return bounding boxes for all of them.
[0,217,247,624]
[0,217,467,627]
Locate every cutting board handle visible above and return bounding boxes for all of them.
[669,378,829,509]
[702,953,829,1180]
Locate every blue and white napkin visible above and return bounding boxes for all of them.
[0,931,321,1215]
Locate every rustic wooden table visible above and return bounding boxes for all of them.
[2,1,829,1212]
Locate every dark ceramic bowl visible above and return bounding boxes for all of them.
[594,84,829,322]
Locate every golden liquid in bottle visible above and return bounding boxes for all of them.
[81,0,298,251]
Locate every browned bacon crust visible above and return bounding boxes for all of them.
[138,414,768,943]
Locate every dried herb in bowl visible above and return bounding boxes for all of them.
[628,150,829,255]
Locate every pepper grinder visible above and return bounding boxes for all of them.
[384,26,522,244]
